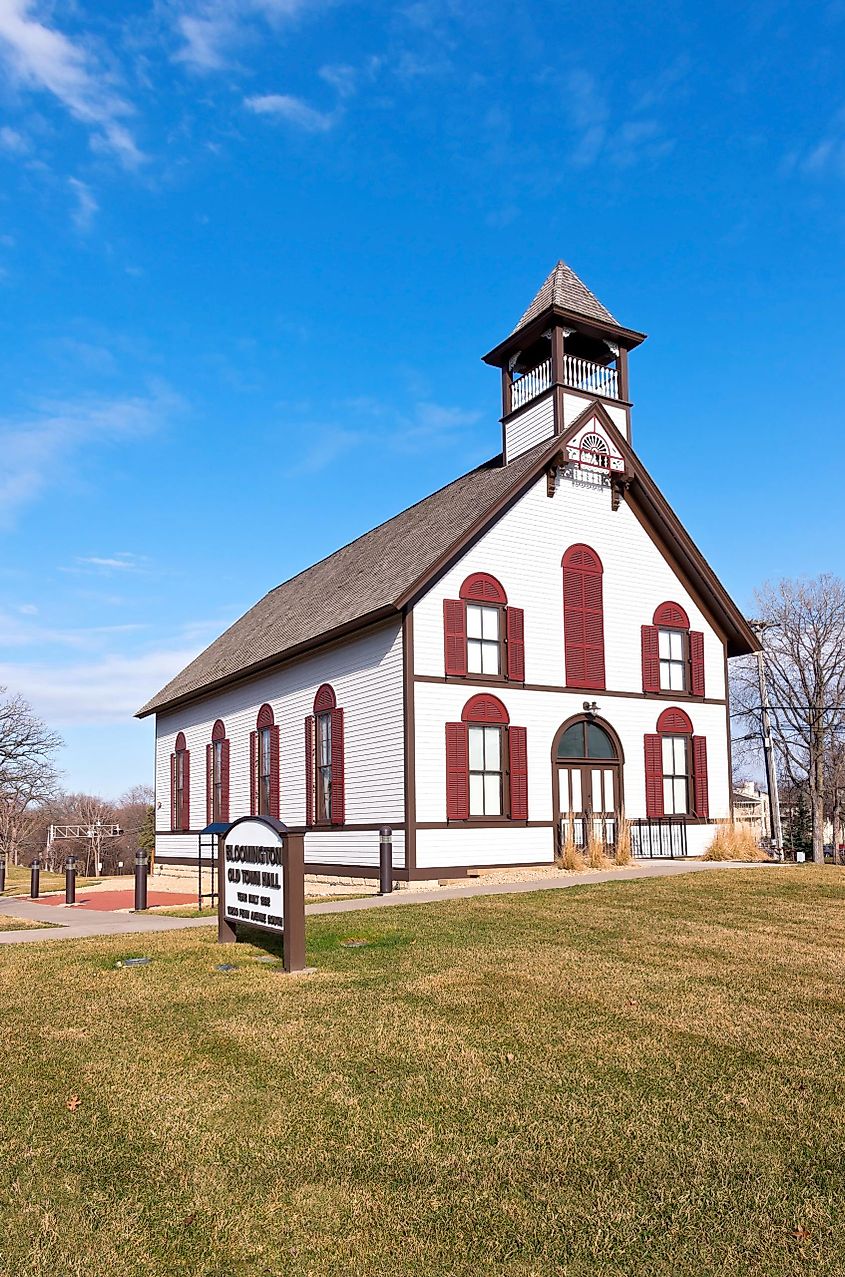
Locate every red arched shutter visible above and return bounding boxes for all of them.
[206,742,213,825]
[180,751,190,830]
[693,736,709,818]
[269,724,281,820]
[220,739,230,823]
[563,546,605,689]
[330,707,345,825]
[506,607,525,681]
[689,631,705,697]
[641,625,660,693]
[304,716,314,826]
[508,725,528,819]
[445,722,469,820]
[443,599,468,676]
[644,734,663,818]
[170,753,176,830]
[249,730,258,816]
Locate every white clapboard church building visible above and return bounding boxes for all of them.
[138,261,756,879]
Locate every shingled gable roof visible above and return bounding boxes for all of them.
[509,260,618,336]
[136,436,559,717]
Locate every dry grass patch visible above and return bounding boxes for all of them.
[703,821,771,861]
[1,867,844,1276]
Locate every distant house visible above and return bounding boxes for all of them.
[732,780,770,842]
[137,260,757,880]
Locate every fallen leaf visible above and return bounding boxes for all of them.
[792,1227,811,1243]
[66,1095,81,1112]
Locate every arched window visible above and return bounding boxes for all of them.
[206,719,230,824]
[305,684,345,826]
[443,573,525,682]
[171,731,190,832]
[562,545,605,690]
[445,694,527,821]
[641,601,705,696]
[644,707,708,819]
[250,704,279,819]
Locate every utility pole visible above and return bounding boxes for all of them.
[750,622,784,860]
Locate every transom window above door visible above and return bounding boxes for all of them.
[466,604,500,675]
[557,719,617,760]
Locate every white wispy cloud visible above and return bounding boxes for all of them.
[173,0,325,73]
[0,383,184,526]
[0,0,143,167]
[0,123,26,151]
[244,92,336,132]
[0,646,203,724]
[62,552,151,577]
[287,397,483,474]
[68,176,98,231]
[564,68,674,171]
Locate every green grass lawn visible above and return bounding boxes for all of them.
[2,864,100,897]
[0,915,53,931]
[0,867,843,1276]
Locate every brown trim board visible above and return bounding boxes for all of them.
[402,608,417,876]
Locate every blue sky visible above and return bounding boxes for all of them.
[0,0,843,798]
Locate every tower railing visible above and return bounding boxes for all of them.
[510,354,619,411]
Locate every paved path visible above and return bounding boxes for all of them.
[0,860,776,946]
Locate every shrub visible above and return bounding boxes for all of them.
[703,821,770,862]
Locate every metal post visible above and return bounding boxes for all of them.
[756,646,784,860]
[0,851,6,894]
[134,849,149,912]
[65,854,77,906]
[379,825,393,895]
[30,858,40,899]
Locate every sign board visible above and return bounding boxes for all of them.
[221,818,286,934]
[217,816,306,972]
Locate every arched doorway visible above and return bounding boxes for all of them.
[552,716,623,849]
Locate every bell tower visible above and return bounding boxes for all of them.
[482,261,646,464]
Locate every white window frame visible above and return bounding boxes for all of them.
[658,628,687,693]
[662,735,689,815]
[466,604,501,677]
[468,724,504,817]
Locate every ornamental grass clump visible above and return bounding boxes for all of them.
[560,816,584,872]
[615,816,633,866]
[587,823,612,870]
[703,821,770,862]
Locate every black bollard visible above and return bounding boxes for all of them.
[379,826,393,895]
[65,854,77,906]
[0,851,6,895]
[30,858,41,899]
[134,849,149,912]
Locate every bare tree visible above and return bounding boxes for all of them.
[0,688,62,864]
[57,792,117,876]
[732,576,845,865]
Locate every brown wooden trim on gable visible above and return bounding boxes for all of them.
[724,646,735,819]
[402,609,417,876]
[482,307,646,367]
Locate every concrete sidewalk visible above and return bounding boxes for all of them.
[0,859,776,946]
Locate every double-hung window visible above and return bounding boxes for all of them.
[659,629,686,691]
[211,739,223,822]
[468,724,503,817]
[466,605,501,676]
[662,735,689,815]
[258,725,272,817]
[175,750,186,828]
[316,711,332,823]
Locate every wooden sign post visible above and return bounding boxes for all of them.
[217,816,306,973]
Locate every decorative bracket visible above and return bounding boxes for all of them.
[610,474,633,512]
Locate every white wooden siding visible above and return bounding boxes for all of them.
[416,827,552,870]
[504,394,555,461]
[562,389,629,439]
[154,622,404,867]
[411,469,731,867]
[415,681,729,825]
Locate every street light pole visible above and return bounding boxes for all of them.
[750,622,784,860]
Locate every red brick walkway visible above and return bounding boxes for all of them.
[35,889,198,911]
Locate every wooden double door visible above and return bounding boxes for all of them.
[555,718,622,849]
